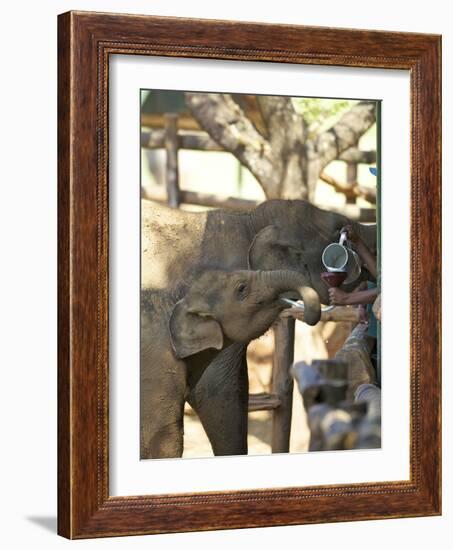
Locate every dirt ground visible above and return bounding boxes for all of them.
[182,319,352,458]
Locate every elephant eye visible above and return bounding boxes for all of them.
[236,282,248,299]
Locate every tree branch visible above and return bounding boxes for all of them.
[316,102,377,169]
[185,93,279,196]
[320,171,377,204]
[141,130,377,166]
[339,148,377,164]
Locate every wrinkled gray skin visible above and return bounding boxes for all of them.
[141,269,320,458]
[142,199,376,457]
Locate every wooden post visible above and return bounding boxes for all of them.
[271,317,295,453]
[164,113,180,208]
[346,161,358,204]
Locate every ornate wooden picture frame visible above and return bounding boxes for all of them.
[58,11,441,538]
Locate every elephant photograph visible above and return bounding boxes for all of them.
[140,90,381,459]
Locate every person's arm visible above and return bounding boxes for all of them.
[328,286,378,306]
[354,239,377,279]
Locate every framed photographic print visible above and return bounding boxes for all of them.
[58,11,441,538]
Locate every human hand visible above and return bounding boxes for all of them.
[328,287,349,306]
[340,223,360,244]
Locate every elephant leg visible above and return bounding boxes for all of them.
[140,356,187,459]
[187,343,249,456]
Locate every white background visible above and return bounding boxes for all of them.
[0,1,450,548]
[110,57,410,495]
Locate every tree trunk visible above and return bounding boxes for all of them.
[186,93,376,202]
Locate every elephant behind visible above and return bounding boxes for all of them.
[142,198,376,303]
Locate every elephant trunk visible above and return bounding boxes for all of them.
[261,270,321,326]
[354,222,377,254]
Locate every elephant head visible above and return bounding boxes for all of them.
[247,200,377,304]
[169,269,320,359]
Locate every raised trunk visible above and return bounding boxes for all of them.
[355,222,377,254]
[262,270,321,326]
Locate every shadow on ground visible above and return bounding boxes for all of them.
[247,411,272,446]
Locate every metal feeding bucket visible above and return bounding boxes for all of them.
[322,232,361,285]
[280,232,361,315]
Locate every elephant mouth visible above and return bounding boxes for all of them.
[280,296,335,313]
[278,290,300,302]
[278,289,335,314]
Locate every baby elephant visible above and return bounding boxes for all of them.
[140,269,320,459]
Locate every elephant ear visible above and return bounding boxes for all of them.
[248,225,303,269]
[169,299,224,359]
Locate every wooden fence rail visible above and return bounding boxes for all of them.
[142,128,377,213]
[141,129,377,164]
